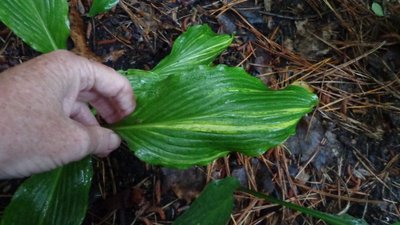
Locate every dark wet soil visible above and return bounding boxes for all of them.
[1,1,399,225]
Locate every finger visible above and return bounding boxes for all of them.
[84,126,121,157]
[90,97,121,124]
[70,101,99,126]
[31,50,136,122]
[77,59,136,121]
[68,121,122,158]
[77,91,120,123]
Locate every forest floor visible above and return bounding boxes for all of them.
[1,0,400,225]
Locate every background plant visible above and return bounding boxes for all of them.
[1,0,393,225]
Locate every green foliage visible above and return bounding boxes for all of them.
[0,0,69,53]
[152,25,234,76]
[241,188,369,225]
[88,0,119,17]
[114,25,318,168]
[0,3,318,221]
[115,65,317,168]
[0,158,93,225]
[176,177,369,225]
[371,2,384,17]
[172,177,240,225]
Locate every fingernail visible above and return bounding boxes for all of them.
[108,132,121,150]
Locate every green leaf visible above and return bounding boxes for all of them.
[391,222,400,225]
[152,25,233,76]
[241,188,369,225]
[371,2,384,17]
[114,65,318,168]
[0,0,69,53]
[88,0,119,17]
[115,25,317,168]
[0,158,93,225]
[170,176,368,225]
[172,177,240,225]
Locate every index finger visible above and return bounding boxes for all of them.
[51,50,136,123]
[78,60,135,122]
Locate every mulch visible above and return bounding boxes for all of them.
[1,1,399,225]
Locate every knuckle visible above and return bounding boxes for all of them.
[46,50,75,62]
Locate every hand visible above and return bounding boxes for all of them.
[0,50,135,179]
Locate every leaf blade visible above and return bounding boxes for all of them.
[241,188,369,225]
[88,0,119,17]
[172,177,240,225]
[152,25,233,76]
[0,0,69,53]
[115,65,318,168]
[0,158,93,225]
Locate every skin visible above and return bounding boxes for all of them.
[0,50,135,179]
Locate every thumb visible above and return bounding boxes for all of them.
[82,126,121,157]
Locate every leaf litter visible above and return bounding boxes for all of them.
[0,0,399,224]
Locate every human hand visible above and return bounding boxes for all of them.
[0,50,135,179]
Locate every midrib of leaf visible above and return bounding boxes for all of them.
[36,167,62,225]
[113,105,308,131]
[31,1,58,50]
[113,119,297,132]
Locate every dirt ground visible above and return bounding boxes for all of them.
[1,0,399,225]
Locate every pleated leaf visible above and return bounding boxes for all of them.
[0,158,93,225]
[242,188,369,225]
[175,177,369,225]
[152,25,233,76]
[172,177,240,225]
[88,0,119,17]
[0,0,69,53]
[114,65,318,168]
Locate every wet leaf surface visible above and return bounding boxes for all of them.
[0,1,399,224]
